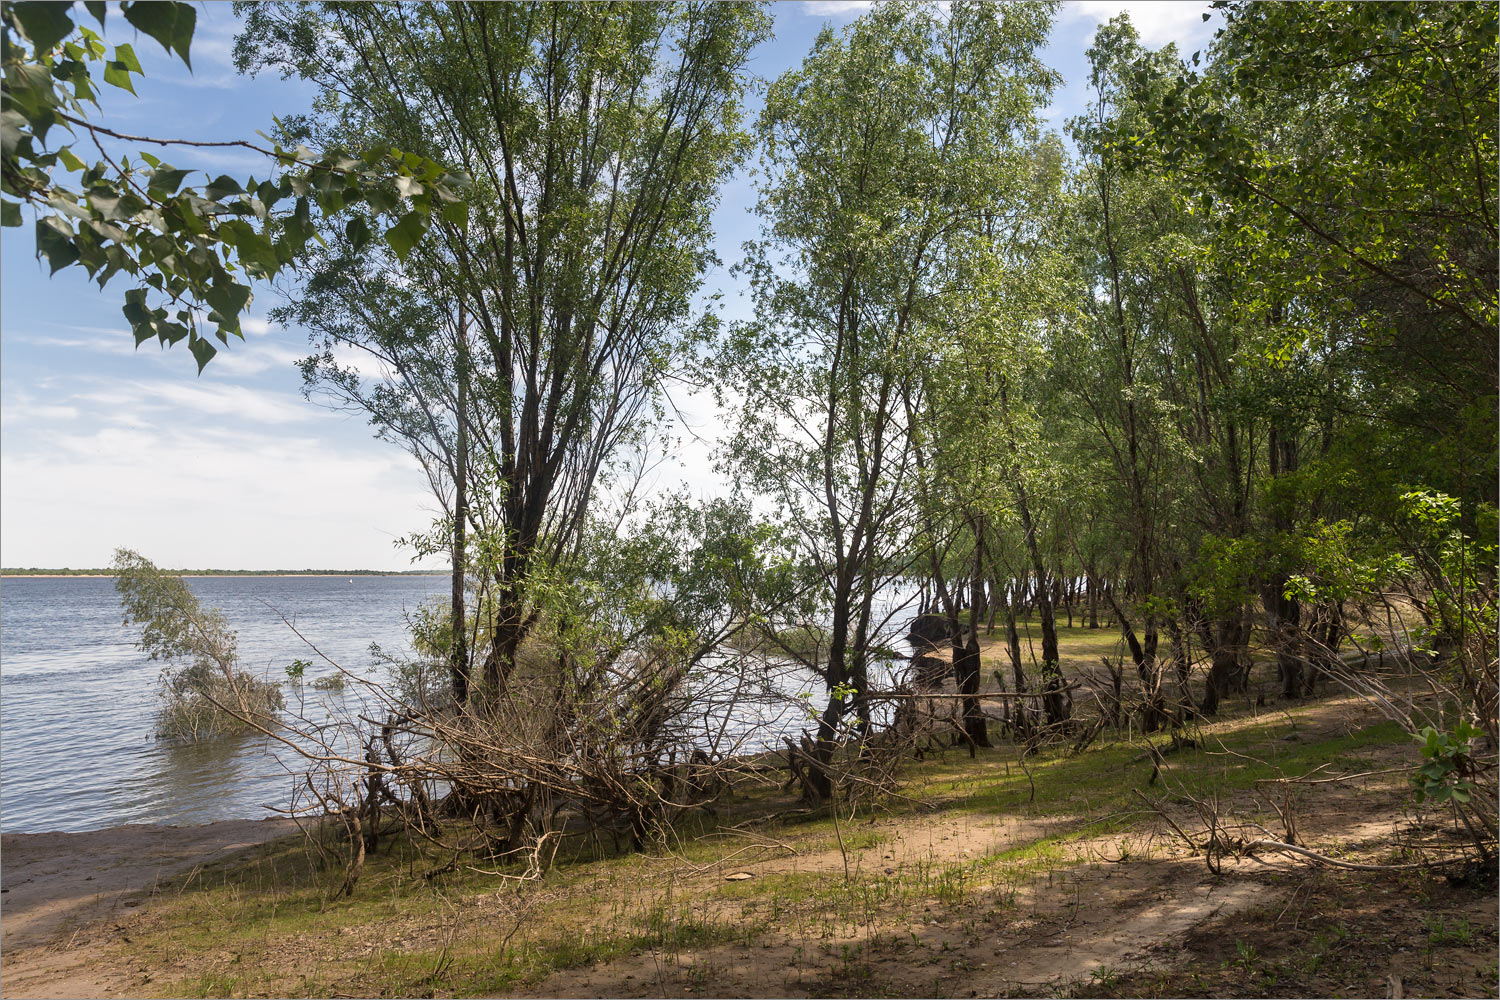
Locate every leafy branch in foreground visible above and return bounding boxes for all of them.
[1,1,467,371]
[112,547,282,741]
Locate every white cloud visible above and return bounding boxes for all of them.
[74,378,322,426]
[1,421,438,570]
[0,390,81,425]
[13,327,142,357]
[1063,1,1218,50]
[801,1,874,16]
[210,341,307,378]
[241,316,274,337]
[327,342,395,382]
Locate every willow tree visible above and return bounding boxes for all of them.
[238,2,771,699]
[908,135,1072,738]
[1056,20,1208,729]
[720,0,1056,795]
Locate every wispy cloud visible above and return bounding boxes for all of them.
[71,378,324,426]
[210,342,307,378]
[242,316,274,337]
[1,421,437,569]
[13,326,144,357]
[1062,1,1218,50]
[801,1,874,17]
[0,388,82,425]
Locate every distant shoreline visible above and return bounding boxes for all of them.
[2,571,448,578]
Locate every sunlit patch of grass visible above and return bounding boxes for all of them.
[123,619,1421,998]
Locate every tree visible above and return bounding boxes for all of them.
[112,547,283,740]
[906,137,1073,738]
[723,0,1057,792]
[238,1,772,699]
[1150,1,1497,519]
[2,0,462,369]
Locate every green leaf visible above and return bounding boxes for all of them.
[121,287,150,323]
[204,279,252,321]
[57,146,86,172]
[2,201,21,227]
[121,1,195,68]
[83,2,107,27]
[12,2,76,53]
[204,174,244,200]
[103,59,138,95]
[113,42,143,73]
[440,199,469,230]
[345,216,370,251]
[147,167,191,197]
[383,210,427,262]
[188,335,216,373]
[34,216,78,274]
[85,187,123,219]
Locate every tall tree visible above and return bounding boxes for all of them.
[239,1,771,698]
[723,0,1057,791]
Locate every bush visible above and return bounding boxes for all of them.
[112,548,283,741]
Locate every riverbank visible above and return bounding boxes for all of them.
[1,572,446,578]
[1,687,1493,999]
[0,817,299,997]
[0,818,300,950]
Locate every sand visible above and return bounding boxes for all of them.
[0,817,296,997]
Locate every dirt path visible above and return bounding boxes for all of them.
[1,817,297,998]
[0,693,1485,998]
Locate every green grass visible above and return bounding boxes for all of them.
[121,620,1425,998]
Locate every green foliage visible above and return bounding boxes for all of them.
[1394,490,1499,651]
[1152,1,1496,336]
[721,1,1059,725]
[111,548,282,740]
[240,2,770,694]
[1411,721,1484,806]
[1,1,465,370]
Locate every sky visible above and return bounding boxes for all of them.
[0,1,1219,571]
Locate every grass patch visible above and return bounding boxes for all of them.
[118,622,1426,998]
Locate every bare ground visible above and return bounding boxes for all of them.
[1,693,1494,998]
[1,818,296,998]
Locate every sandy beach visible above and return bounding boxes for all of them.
[0,817,297,998]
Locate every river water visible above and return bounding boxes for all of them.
[0,575,921,834]
[0,575,447,833]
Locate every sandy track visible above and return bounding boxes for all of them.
[1,817,296,998]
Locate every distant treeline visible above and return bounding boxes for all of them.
[1,568,447,577]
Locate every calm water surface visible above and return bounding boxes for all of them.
[0,575,446,833]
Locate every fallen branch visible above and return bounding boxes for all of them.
[1243,839,1436,871]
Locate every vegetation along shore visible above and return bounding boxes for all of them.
[0,1,1493,998]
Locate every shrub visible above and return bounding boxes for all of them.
[112,548,283,741]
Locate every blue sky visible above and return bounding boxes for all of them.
[0,1,1218,570]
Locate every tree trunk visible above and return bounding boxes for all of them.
[1200,613,1245,716]
[1001,585,1031,737]
[1265,425,1305,701]
[958,535,991,748]
[1014,485,1068,726]
[1168,618,1193,714]
[449,308,470,706]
